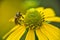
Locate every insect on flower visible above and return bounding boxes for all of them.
[15,12,24,25]
[3,7,60,40]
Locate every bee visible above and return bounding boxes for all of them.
[15,12,24,25]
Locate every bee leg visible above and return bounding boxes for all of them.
[22,16,24,19]
[17,22,21,25]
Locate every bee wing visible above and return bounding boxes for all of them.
[9,18,15,22]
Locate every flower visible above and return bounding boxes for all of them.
[3,7,60,40]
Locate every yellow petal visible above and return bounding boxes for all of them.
[36,29,48,40]
[43,23,59,39]
[40,23,60,40]
[43,8,55,17]
[45,17,60,22]
[3,25,20,39]
[6,25,26,40]
[25,29,35,40]
[36,7,44,13]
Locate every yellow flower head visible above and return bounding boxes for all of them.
[3,7,60,40]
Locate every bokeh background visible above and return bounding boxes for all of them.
[0,0,60,40]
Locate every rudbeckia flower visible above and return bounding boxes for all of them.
[3,7,60,40]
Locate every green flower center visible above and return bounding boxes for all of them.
[24,8,43,29]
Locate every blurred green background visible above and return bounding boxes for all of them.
[0,0,60,40]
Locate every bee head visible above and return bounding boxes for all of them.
[16,12,22,17]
